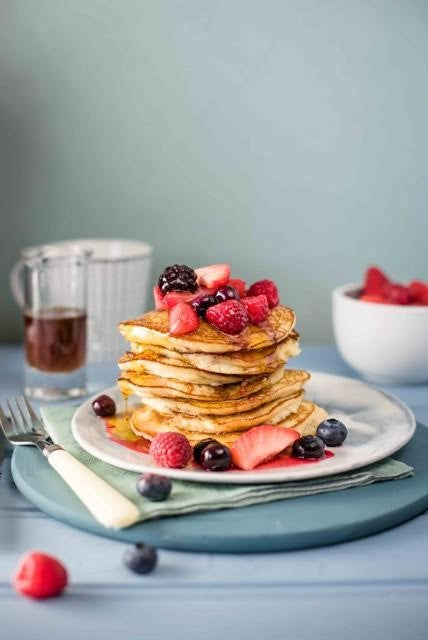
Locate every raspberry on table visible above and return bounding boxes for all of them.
[242,294,269,324]
[205,300,249,335]
[247,279,279,308]
[149,432,192,468]
[158,264,198,295]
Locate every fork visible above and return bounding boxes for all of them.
[0,396,140,529]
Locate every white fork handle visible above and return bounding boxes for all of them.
[47,448,140,529]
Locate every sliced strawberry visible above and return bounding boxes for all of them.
[242,294,269,324]
[153,286,166,310]
[363,266,390,296]
[228,278,247,298]
[169,302,199,336]
[359,294,390,304]
[231,425,300,471]
[385,283,411,305]
[163,291,201,310]
[195,264,231,289]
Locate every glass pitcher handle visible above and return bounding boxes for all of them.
[10,260,25,308]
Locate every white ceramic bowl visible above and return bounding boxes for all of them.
[332,283,428,384]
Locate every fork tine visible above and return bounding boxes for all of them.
[22,395,44,430]
[14,396,31,432]
[6,399,20,435]
[0,403,12,440]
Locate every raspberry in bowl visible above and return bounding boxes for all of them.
[332,266,428,384]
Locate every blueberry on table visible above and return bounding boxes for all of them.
[200,443,232,471]
[292,436,325,459]
[137,473,172,501]
[124,543,158,575]
[193,438,221,465]
[316,418,348,446]
[92,394,116,417]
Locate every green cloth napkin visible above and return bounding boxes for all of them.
[41,405,414,525]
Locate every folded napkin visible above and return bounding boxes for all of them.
[41,406,414,525]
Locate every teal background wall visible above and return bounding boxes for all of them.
[1,0,428,343]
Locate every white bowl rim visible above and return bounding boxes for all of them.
[332,282,428,314]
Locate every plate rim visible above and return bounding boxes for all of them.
[70,371,416,484]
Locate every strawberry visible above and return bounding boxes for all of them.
[363,266,390,297]
[360,294,390,304]
[231,425,300,470]
[13,551,68,599]
[169,302,199,336]
[247,279,279,308]
[408,280,428,305]
[150,432,192,468]
[205,300,249,335]
[195,264,231,289]
[153,286,166,310]
[242,294,269,324]
[163,291,201,310]
[385,283,411,305]
[228,278,247,298]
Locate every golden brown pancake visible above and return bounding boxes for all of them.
[130,390,303,434]
[118,305,296,354]
[131,400,327,446]
[138,370,309,416]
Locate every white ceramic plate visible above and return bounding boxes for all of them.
[71,372,416,484]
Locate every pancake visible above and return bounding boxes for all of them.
[118,352,245,385]
[118,366,286,401]
[139,370,309,416]
[130,390,304,434]
[131,400,327,447]
[128,332,300,375]
[118,305,296,354]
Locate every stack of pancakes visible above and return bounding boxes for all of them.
[117,305,327,447]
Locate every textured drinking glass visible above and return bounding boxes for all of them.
[14,245,90,400]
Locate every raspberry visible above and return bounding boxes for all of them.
[205,300,249,335]
[247,279,279,308]
[13,552,68,599]
[150,432,192,468]
[158,264,198,295]
[242,294,269,324]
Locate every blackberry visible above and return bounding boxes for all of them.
[158,264,198,295]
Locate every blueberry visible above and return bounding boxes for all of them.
[124,543,157,575]
[215,286,240,304]
[193,438,220,465]
[92,394,116,417]
[191,295,217,318]
[316,418,348,446]
[200,443,232,471]
[137,473,172,501]
[292,436,325,459]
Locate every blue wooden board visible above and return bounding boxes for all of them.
[11,423,428,553]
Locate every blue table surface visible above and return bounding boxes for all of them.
[1,345,428,640]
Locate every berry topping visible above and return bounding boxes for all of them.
[13,552,68,599]
[191,294,217,318]
[360,294,390,304]
[242,294,269,324]
[193,438,221,464]
[316,418,348,446]
[228,278,247,298]
[150,432,192,468]
[200,442,232,471]
[163,291,201,310]
[215,285,240,303]
[92,394,116,417]
[123,543,157,575]
[169,302,200,336]
[292,436,325,459]
[206,299,249,335]
[195,264,231,289]
[385,283,411,305]
[158,264,198,295]
[247,279,279,308]
[363,266,390,297]
[408,280,428,304]
[153,285,166,310]
[231,425,300,470]
[137,473,172,501]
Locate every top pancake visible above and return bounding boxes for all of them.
[118,305,296,354]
